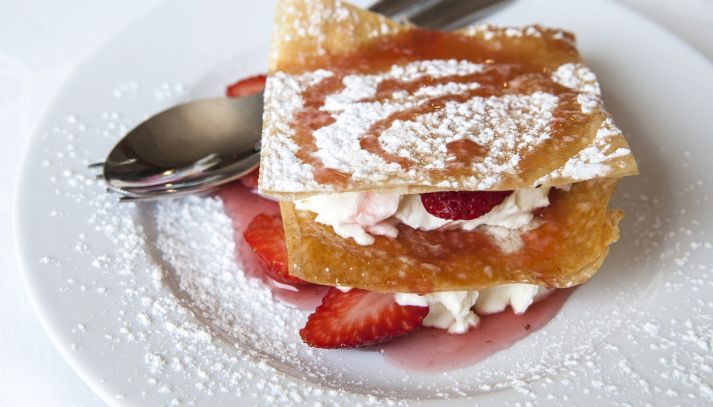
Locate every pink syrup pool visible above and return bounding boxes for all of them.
[218,182,327,310]
[218,182,573,372]
[379,288,574,373]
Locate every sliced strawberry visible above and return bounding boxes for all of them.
[240,167,260,190]
[226,74,267,98]
[300,288,428,348]
[420,190,513,220]
[243,213,307,286]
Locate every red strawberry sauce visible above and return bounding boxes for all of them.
[217,181,572,372]
[379,288,573,372]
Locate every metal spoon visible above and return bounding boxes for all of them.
[97,0,509,200]
[102,95,262,196]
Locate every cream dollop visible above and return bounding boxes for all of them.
[394,284,552,334]
[394,291,480,334]
[294,187,551,246]
[294,192,400,245]
[476,284,552,314]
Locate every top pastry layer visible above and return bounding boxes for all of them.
[259,0,638,199]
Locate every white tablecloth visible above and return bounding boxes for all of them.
[1,0,711,405]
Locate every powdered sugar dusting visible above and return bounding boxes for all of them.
[535,118,632,185]
[261,70,333,191]
[461,24,567,41]
[483,219,544,254]
[270,0,404,62]
[552,63,601,96]
[378,92,557,189]
[263,60,494,191]
[39,139,713,404]
[262,59,565,193]
[261,56,636,196]
[551,63,601,114]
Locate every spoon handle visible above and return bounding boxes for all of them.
[409,0,511,30]
[369,0,441,18]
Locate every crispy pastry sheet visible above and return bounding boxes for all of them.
[281,179,622,293]
[259,0,637,199]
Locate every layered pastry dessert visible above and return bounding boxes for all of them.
[244,0,638,348]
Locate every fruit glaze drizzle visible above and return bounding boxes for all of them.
[262,26,600,192]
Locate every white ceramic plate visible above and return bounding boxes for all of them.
[16,0,713,405]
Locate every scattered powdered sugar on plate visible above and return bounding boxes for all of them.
[21,71,713,407]
[37,143,712,406]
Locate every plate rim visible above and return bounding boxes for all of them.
[14,0,713,405]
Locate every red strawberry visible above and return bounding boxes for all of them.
[300,288,428,348]
[226,74,267,98]
[240,167,259,189]
[420,190,513,220]
[243,213,307,286]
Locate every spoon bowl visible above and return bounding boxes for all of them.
[103,95,263,194]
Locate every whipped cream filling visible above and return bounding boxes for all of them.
[395,187,550,232]
[294,187,551,246]
[395,284,552,334]
[294,192,400,245]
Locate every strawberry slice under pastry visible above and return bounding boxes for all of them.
[226,74,266,98]
[253,0,638,348]
[300,288,428,348]
[243,213,309,286]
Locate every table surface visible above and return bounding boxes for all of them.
[2,0,711,405]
